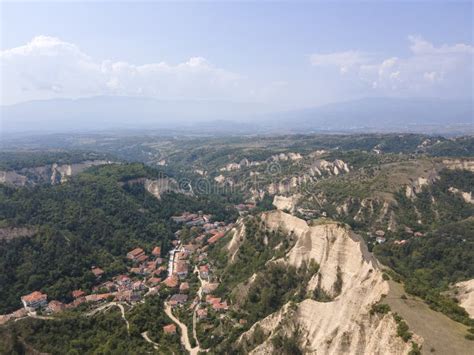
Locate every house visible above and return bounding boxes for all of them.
[208,232,225,244]
[414,232,425,237]
[47,300,66,313]
[68,296,86,309]
[116,275,132,287]
[85,293,113,303]
[196,308,208,320]
[375,236,386,244]
[169,294,188,307]
[127,247,145,261]
[199,265,210,279]
[152,246,161,257]
[21,291,47,311]
[212,301,229,311]
[202,283,219,294]
[174,261,188,278]
[154,265,167,276]
[132,281,145,291]
[197,252,208,262]
[163,324,177,334]
[185,217,205,227]
[130,267,142,275]
[206,295,228,311]
[148,277,161,286]
[195,235,206,244]
[375,230,385,237]
[179,282,190,293]
[163,276,179,288]
[143,261,157,274]
[171,215,188,224]
[91,267,104,278]
[72,290,86,299]
[154,257,164,265]
[394,239,408,245]
[136,254,149,263]
[176,251,189,260]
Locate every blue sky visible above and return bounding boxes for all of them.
[1,1,472,109]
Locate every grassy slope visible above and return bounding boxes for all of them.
[386,280,472,355]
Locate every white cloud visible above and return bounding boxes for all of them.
[408,35,474,55]
[310,36,473,99]
[0,36,248,105]
[310,50,371,74]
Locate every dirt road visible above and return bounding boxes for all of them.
[164,303,201,355]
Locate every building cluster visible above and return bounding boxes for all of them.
[162,213,233,320]
[4,210,234,327]
[171,211,211,227]
[234,203,256,216]
[14,245,166,317]
[369,227,425,246]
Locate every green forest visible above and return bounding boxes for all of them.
[0,163,236,313]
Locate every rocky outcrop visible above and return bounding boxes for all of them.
[453,279,474,318]
[0,227,36,241]
[0,160,112,186]
[272,195,300,212]
[144,178,181,199]
[443,159,474,172]
[226,221,247,263]
[0,171,28,186]
[239,211,419,354]
[448,187,474,204]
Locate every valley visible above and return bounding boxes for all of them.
[0,132,473,354]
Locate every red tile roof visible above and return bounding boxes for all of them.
[91,267,104,277]
[128,248,144,257]
[48,300,65,313]
[136,254,149,263]
[163,276,179,288]
[208,232,225,244]
[72,290,85,298]
[21,291,47,303]
[163,324,177,334]
[152,246,161,256]
[148,277,162,285]
[179,282,190,292]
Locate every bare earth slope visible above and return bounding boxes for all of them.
[454,279,474,319]
[239,210,418,354]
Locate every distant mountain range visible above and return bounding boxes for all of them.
[1,96,472,134]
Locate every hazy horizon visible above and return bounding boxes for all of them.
[0,1,472,134]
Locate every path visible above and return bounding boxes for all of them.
[86,302,130,334]
[141,331,160,350]
[164,303,201,355]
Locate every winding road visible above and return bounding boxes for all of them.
[164,303,201,355]
[141,331,160,350]
[86,302,130,334]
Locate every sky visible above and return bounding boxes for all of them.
[1,1,473,110]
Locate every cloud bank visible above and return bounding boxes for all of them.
[1,35,472,106]
[310,35,473,99]
[0,36,248,105]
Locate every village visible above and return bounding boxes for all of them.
[0,210,238,352]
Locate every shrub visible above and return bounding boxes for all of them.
[370,303,391,315]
